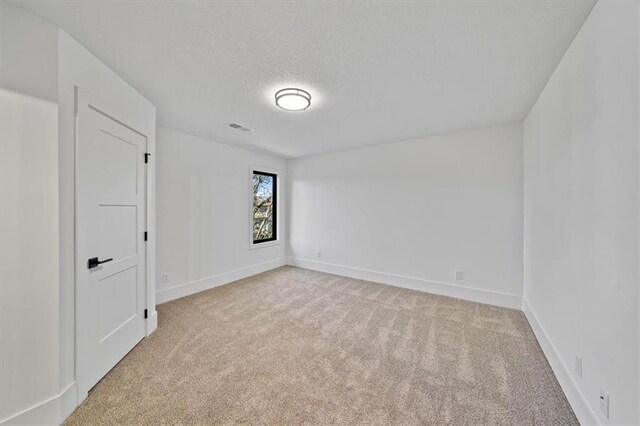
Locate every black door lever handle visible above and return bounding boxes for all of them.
[87,257,114,269]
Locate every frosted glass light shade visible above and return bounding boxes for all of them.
[275,88,311,111]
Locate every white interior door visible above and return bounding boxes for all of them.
[76,89,147,397]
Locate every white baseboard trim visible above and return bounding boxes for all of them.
[1,381,77,425]
[59,381,77,423]
[156,258,287,304]
[146,309,158,336]
[522,298,599,425]
[287,257,522,309]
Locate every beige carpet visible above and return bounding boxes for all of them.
[66,266,577,425]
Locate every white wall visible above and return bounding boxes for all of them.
[0,90,59,422]
[155,127,287,303]
[287,123,523,308]
[523,1,639,425]
[58,31,157,401]
[0,3,62,424]
[1,3,157,422]
[0,2,57,102]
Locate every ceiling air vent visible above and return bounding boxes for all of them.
[228,123,254,132]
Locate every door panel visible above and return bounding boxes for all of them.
[98,204,137,261]
[94,127,139,195]
[97,266,138,341]
[76,90,147,396]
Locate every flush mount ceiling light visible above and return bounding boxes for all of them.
[275,88,311,111]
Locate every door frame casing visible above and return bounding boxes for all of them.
[73,86,157,402]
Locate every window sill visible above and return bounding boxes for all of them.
[249,240,282,250]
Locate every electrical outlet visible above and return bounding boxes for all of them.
[575,355,582,378]
[455,270,464,280]
[316,251,321,258]
[599,389,609,419]
[162,273,169,283]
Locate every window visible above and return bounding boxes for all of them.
[252,170,277,244]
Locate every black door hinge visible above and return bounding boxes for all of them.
[144,231,148,241]
[144,309,148,319]
[144,153,151,163]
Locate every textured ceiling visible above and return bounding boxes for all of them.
[11,0,595,158]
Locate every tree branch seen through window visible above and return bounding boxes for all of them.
[252,171,277,243]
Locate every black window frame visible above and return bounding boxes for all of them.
[252,170,278,244]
